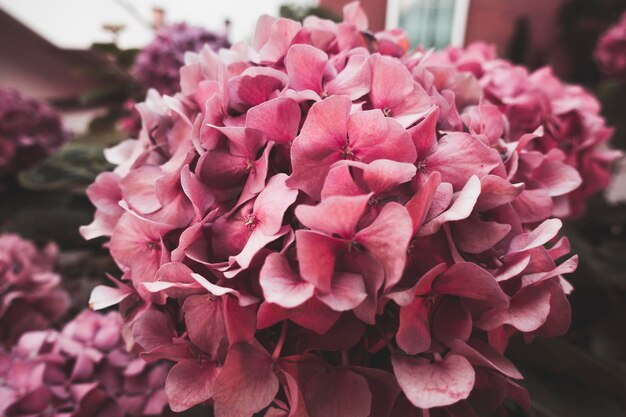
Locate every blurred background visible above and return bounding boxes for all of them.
[1,0,625,415]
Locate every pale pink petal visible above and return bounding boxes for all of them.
[392,354,475,409]
[317,272,367,311]
[260,253,315,309]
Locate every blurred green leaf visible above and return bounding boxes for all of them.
[18,131,124,193]
[117,48,140,70]
[508,337,626,412]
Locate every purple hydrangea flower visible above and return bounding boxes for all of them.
[0,234,69,346]
[0,88,69,179]
[133,23,231,95]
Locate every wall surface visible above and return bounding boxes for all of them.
[319,0,387,31]
[0,10,102,103]
[462,0,569,70]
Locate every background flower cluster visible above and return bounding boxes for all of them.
[0,87,69,184]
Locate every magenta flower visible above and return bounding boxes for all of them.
[595,12,626,82]
[0,310,172,417]
[82,2,619,415]
[0,88,68,182]
[0,234,69,347]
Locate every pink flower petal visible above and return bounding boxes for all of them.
[285,44,328,94]
[260,253,315,309]
[246,97,301,143]
[303,369,372,417]
[356,202,413,289]
[433,263,509,309]
[212,343,279,415]
[425,133,501,189]
[317,272,367,311]
[296,193,370,239]
[392,354,475,409]
[165,360,220,412]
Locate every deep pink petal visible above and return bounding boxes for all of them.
[347,110,417,163]
[295,230,344,293]
[424,133,501,189]
[317,272,367,311]
[212,343,279,415]
[408,105,439,160]
[432,297,472,347]
[303,369,371,417]
[475,175,524,211]
[450,339,523,379]
[453,216,511,254]
[356,202,412,289]
[476,284,551,332]
[396,297,431,355]
[182,294,226,356]
[165,360,219,412]
[296,193,370,239]
[287,96,351,199]
[246,97,301,143]
[361,160,416,194]
[434,262,509,309]
[405,171,441,235]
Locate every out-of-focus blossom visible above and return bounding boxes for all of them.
[595,12,626,81]
[133,23,231,96]
[0,234,68,347]
[0,310,172,417]
[0,87,69,181]
[82,2,618,415]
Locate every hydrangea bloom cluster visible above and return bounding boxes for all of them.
[0,310,171,417]
[595,12,626,82]
[0,234,69,346]
[83,3,615,415]
[426,42,622,218]
[0,87,68,180]
[134,23,231,96]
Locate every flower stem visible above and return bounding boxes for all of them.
[272,321,288,360]
[341,350,349,366]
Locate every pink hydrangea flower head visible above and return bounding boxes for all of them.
[0,234,69,347]
[0,87,69,181]
[0,310,172,417]
[595,12,626,81]
[84,2,617,415]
